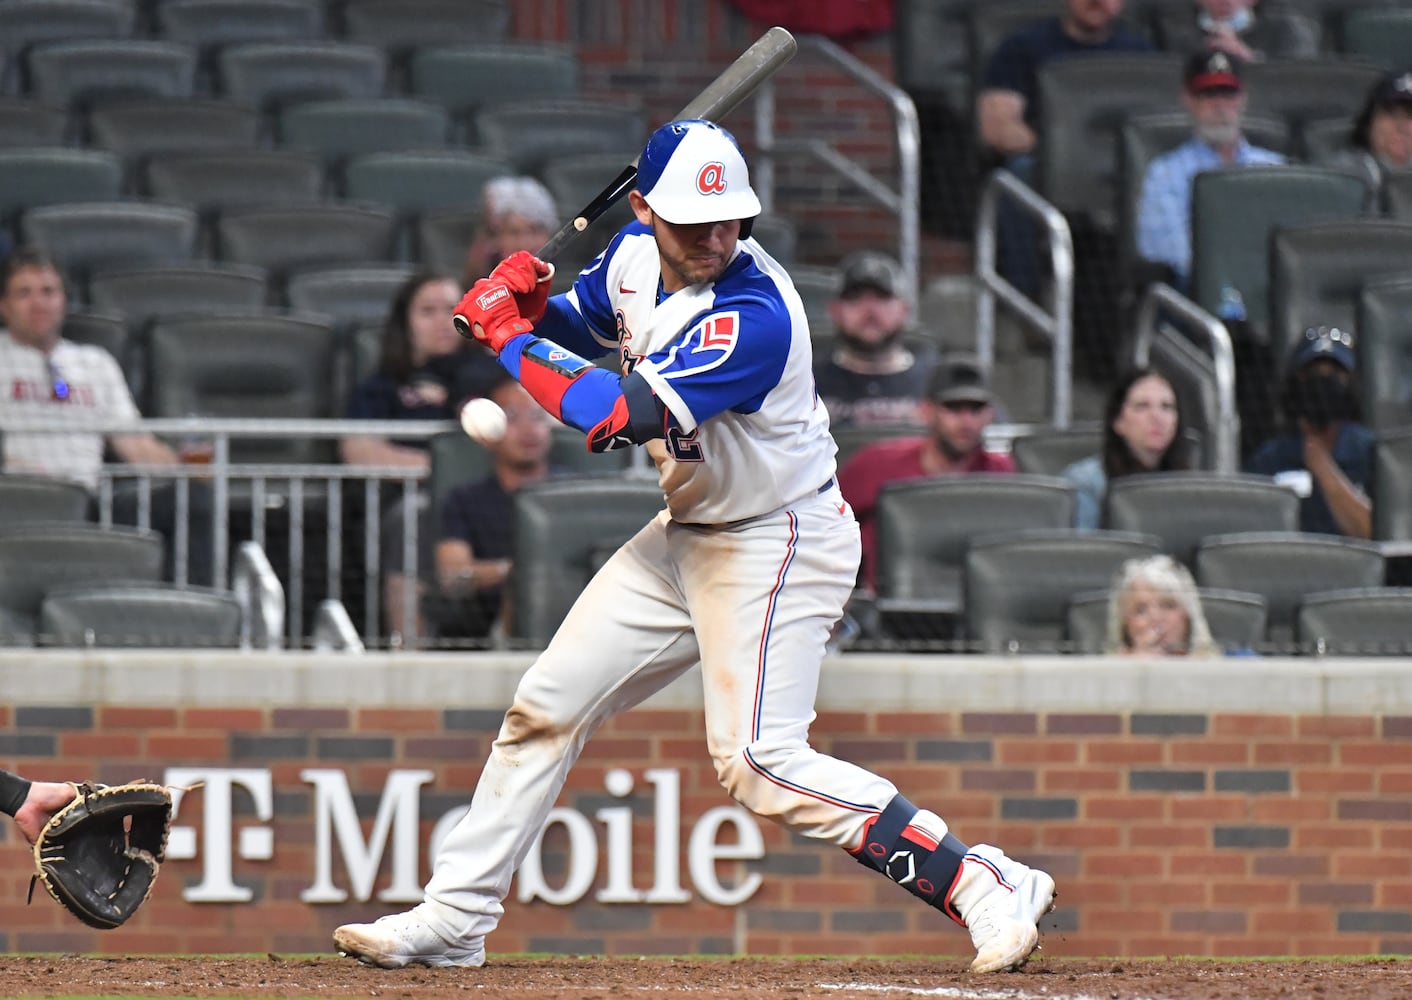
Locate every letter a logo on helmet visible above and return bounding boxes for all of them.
[697,162,727,195]
[637,119,761,226]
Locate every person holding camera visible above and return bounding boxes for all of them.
[1245,327,1373,539]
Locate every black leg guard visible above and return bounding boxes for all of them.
[850,794,971,924]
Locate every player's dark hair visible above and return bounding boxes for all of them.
[379,271,458,384]
[1,244,68,298]
[1100,367,1195,480]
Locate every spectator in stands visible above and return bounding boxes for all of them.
[463,176,559,284]
[1158,0,1319,62]
[0,246,213,585]
[1062,367,1195,529]
[339,271,496,641]
[0,768,77,845]
[1136,50,1284,292]
[838,355,1014,591]
[976,0,1152,297]
[429,376,555,643]
[1105,555,1220,656]
[813,250,935,429]
[1246,326,1373,539]
[1319,70,1412,202]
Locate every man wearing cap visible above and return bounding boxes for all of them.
[1136,50,1285,292]
[813,250,936,428]
[838,354,1015,591]
[1246,327,1373,538]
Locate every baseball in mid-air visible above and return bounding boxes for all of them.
[459,397,507,444]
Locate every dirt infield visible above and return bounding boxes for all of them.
[0,955,1407,999]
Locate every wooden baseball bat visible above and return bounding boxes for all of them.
[454,26,797,337]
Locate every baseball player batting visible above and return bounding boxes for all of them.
[333,120,1056,974]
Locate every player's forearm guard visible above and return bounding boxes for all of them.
[515,336,597,423]
[0,768,32,818]
[851,793,970,925]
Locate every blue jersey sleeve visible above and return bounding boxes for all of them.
[633,291,791,434]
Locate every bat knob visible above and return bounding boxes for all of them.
[453,315,472,337]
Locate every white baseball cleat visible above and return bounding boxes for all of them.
[333,910,485,969]
[955,844,1057,974]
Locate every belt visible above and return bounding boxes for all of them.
[678,477,839,531]
[817,477,836,494]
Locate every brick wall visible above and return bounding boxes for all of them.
[503,0,908,268]
[3,654,1411,960]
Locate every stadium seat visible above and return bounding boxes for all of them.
[1065,586,1268,655]
[89,263,270,334]
[1374,429,1412,542]
[284,263,415,337]
[1119,110,1290,280]
[509,477,665,644]
[218,41,387,114]
[472,100,646,176]
[341,150,511,253]
[875,475,1078,636]
[340,0,509,66]
[1189,166,1368,340]
[37,582,243,648]
[1151,5,1321,51]
[1036,54,1182,231]
[1194,531,1385,645]
[0,474,94,527]
[157,0,325,91]
[20,201,200,292]
[1243,59,1383,132]
[964,529,1161,651]
[87,98,261,167]
[409,43,578,128]
[1268,221,1412,370]
[143,150,325,249]
[26,39,196,113]
[1009,425,1102,477]
[0,0,135,96]
[1358,275,1412,431]
[1385,172,1412,221]
[831,423,922,471]
[147,313,338,463]
[0,98,68,147]
[215,204,397,288]
[1298,114,1355,165]
[416,209,482,278]
[1296,586,1412,655]
[0,147,123,228]
[0,525,165,629]
[1337,8,1412,70]
[1102,472,1301,563]
[0,604,34,647]
[277,98,451,170]
[790,265,837,341]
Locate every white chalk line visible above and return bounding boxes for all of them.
[817,982,1157,1000]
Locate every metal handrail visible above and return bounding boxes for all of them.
[974,169,1074,428]
[232,541,284,652]
[1132,282,1240,474]
[312,598,365,653]
[755,34,921,304]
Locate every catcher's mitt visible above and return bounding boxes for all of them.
[28,780,173,930]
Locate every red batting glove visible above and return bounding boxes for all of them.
[454,277,535,355]
[489,250,555,323]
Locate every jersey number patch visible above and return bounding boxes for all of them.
[666,426,703,462]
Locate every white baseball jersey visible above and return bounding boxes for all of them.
[556,223,837,524]
[0,333,138,491]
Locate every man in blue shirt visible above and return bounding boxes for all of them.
[1136,49,1284,291]
[1246,327,1374,538]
